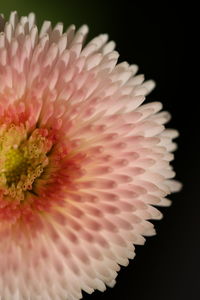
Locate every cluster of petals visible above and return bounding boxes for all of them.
[0,11,181,300]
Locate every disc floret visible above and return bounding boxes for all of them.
[0,124,52,201]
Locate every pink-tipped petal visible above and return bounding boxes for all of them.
[0,11,181,300]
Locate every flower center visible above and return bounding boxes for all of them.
[4,148,28,186]
[0,124,53,201]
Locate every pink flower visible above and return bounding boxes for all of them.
[0,11,181,300]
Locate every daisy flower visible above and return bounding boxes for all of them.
[0,11,181,300]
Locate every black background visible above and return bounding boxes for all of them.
[1,1,199,300]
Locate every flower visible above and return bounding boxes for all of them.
[0,11,181,300]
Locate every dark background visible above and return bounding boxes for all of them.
[1,1,198,300]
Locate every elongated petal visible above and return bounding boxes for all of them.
[0,11,181,300]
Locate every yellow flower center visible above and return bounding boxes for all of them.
[4,148,28,186]
[0,124,53,201]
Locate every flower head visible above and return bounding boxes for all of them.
[0,11,181,300]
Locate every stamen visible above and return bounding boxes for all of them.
[4,148,28,186]
[0,124,53,201]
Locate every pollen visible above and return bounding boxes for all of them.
[0,124,53,201]
[4,148,28,186]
